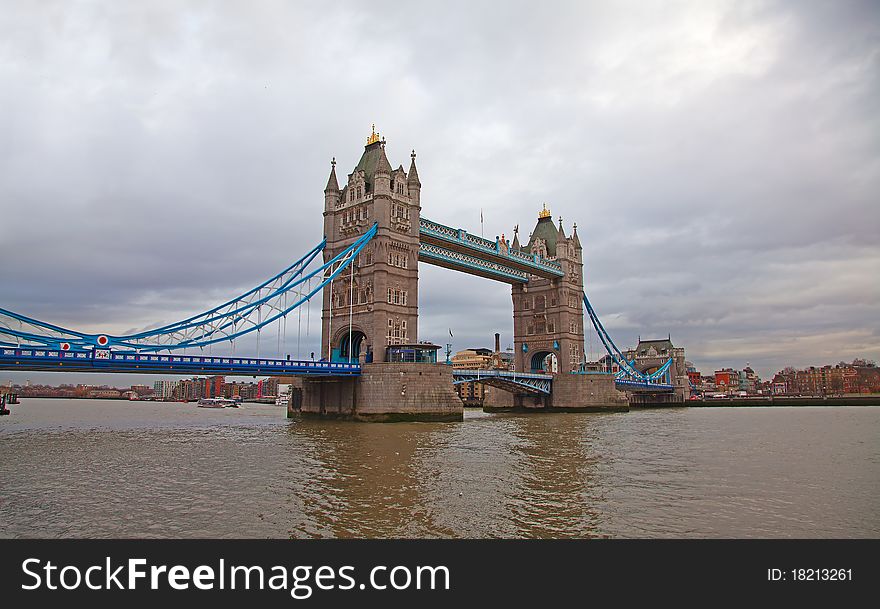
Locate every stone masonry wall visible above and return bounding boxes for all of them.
[484,372,628,413]
[294,362,463,422]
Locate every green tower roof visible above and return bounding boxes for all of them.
[525,211,560,257]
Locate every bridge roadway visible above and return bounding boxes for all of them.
[0,347,359,377]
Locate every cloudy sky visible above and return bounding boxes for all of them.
[1,0,878,385]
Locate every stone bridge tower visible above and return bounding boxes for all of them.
[512,205,586,374]
[320,127,422,363]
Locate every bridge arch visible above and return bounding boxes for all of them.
[529,350,558,374]
[334,326,369,363]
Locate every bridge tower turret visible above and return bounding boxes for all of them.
[320,126,421,363]
[407,149,421,206]
[511,206,585,374]
[324,157,340,211]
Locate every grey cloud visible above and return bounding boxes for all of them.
[1,0,878,385]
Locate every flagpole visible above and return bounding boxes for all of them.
[447,328,453,364]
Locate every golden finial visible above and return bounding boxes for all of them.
[538,203,551,219]
[366,124,380,145]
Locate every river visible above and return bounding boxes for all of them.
[1,398,877,538]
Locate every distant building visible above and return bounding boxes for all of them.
[714,369,739,394]
[153,380,178,399]
[224,381,259,400]
[597,354,620,374]
[686,362,701,388]
[739,367,759,394]
[451,348,494,369]
[131,384,153,396]
[87,389,121,399]
[257,378,280,398]
[450,348,494,405]
[203,376,225,399]
[173,378,203,401]
[770,360,880,395]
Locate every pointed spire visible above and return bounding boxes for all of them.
[557,215,566,239]
[324,157,339,192]
[512,224,520,249]
[571,221,581,248]
[407,149,420,186]
[376,145,392,175]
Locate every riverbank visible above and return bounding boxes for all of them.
[635,395,880,408]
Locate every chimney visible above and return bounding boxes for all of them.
[495,333,501,353]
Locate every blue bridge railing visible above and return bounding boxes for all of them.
[0,348,360,377]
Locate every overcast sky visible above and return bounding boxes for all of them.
[1,0,878,386]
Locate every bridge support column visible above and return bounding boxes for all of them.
[290,363,463,422]
[483,389,549,411]
[484,373,628,413]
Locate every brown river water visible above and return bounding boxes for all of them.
[1,398,877,538]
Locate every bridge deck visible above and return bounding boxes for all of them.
[452,369,553,395]
[0,348,359,377]
[614,378,675,392]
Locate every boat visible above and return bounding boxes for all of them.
[197,397,237,408]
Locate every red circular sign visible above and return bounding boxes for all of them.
[97,335,109,346]
[60,342,70,351]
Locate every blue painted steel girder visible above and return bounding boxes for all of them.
[452,369,552,395]
[614,379,675,393]
[419,217,563,281]
[418,243,530,284]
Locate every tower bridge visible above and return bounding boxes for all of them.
[0,126,690,420]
